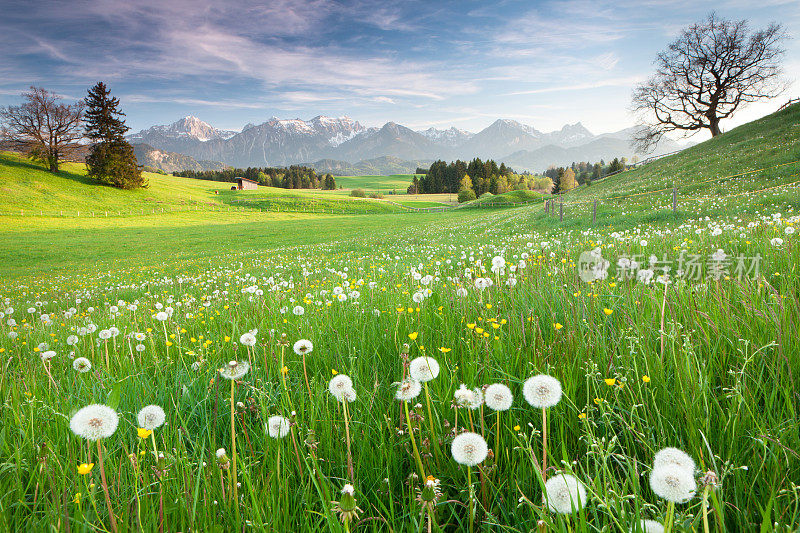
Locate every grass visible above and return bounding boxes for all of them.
[332,174,418,191]
[0,105,799,532]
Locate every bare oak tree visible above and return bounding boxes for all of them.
[0,86,84,172]
[632,13,787,152]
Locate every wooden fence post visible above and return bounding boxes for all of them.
[559,194,563,222]
[593,199,597,225]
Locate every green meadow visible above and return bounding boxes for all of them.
[0,105,798,532]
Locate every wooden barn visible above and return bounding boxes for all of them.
[235,177,259,190]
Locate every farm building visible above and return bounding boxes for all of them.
[235,177,259,190]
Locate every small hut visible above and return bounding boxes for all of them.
[235,177,259,190]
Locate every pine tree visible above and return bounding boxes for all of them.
[84,82,145,189]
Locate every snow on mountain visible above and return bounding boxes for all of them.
[417,127,474,147]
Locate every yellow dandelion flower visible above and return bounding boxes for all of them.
[77,463,94,475]
[137,428,153,439]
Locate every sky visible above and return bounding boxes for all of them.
[1,0,798,138]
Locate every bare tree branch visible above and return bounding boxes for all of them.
[631,12,788,153]
[0,86,84,172]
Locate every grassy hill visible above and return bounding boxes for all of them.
[567,102,800,202]
[0,153,408,216]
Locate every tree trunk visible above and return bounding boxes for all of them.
[709,120,721,137]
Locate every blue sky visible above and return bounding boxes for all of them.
[1,0,798,137]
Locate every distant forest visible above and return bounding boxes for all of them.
[174,166,337,190]
[410,158,552,196]
[545,157,629,193]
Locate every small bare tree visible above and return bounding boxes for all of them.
[0,86,84,172]
[632,13,787,152]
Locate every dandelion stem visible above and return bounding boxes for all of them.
[302,353,313,403]
[423,383,439,458]
[96,440,118,533]
[664,500,675,533]
[702,486,711,533]
[542,408,548,482]
[404,400,426,479]
[495,410,501,469]
[230,379,240,524]
[342,399,354,480]
[467,466,474,533]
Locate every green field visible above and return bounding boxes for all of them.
[0,106,799,532]
[332,174,418,191]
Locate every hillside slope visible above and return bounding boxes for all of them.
[568,102,800,201]
[0,152,403,215]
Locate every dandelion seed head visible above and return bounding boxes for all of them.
[267,415,290,438]
[543,474,587,514]
[523,374,562,408]
[73,357,92,373]
[395,379,422,401]
[219,360,250,380]
[485,383,513,411]
[649,465,697,503]
[239,332,257,346]
[329,374,355,402]
[632,519,665,533]
[69,404,119,441]
[653,447,695,474]
[293,339,313,356]
[454,384,483,410]
[451,432,488,466]
[137,405,166,430]
[409,356,440,382]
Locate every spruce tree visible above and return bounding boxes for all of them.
[84,82,146,189]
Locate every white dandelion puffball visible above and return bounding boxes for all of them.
[543,474,587,514]
[40,350,56,361]
[66,335,79,346]
[649,465,697,503]
[70,404,119,440]
[523,374,562,408]
[239,332,257,346]
[451,432,488,466]
[293,339,313,356]
[632,519,665,533]
[73,357,92,373]
[155,311,168,321]
[454,384,483,410]
[137,405,166,430]
[98,329,112,340]
[485,383,513,411]
[409,356,440,382]
[653,447,695,474]
[293,305,305,316]
[395,379,422,401]
[267,415,290,438]
[219,360,250,380]
[329,374,355,402]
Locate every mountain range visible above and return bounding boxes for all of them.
[128,115,686,175]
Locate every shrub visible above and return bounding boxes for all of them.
[458,188,477,203]
[368,192,384,199]
[350,188,366,198]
